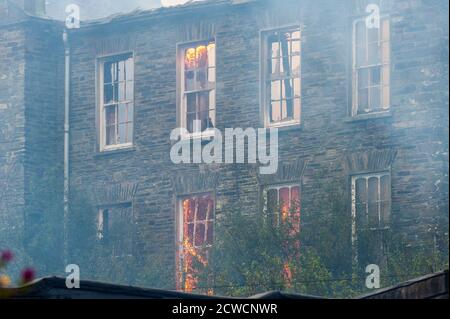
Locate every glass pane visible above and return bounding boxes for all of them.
[370,67,381,86]
[187,223,194,245]
[291,186,300,213]
[368,42,380,65]
[271,41,280,59]
[206,221,214,245]
[195,223,205,247]
[370,86,381,110]
[271,80,281,101]
[197,197,208,221]
[380,175,391,227]
[368,177,379,228]
[358,68,369,89]
[207,43,215,68]
[272,58,280,74]
[356,21,367,67]
[279,187,290,215]
[271,101,281,122]
[118,60,126,82]
[208,67,216,85]
[367,27,379,44]
[196,45,208,89]
[185,48,196,91]
[126,122,133,144]
[103,61,114,84]
[293,78,301,98]
[118,103,127,123]
[292,55,300,75]
[355,178,367,228]
[183,199,195,223]
[198,92,210,131]
[126,81,134,101]
[106,125,116,146]
[292,30,301,40]
[118,82,126,102]
[104,84,114,104]
[291,40,301,54]
[358,88,369,113]
[118,123,126,144]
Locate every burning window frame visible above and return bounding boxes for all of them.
[177,39,216,137]
[176,193,215,292]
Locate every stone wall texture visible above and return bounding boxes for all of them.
[0,0,448,279]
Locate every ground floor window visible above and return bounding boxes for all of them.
[177,193,215,292]
[97,204,133,258]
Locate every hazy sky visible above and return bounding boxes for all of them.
[46,0,194,20]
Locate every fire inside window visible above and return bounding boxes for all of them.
[353,17,390,116]
[177,194,215,292]
[182,41,216,134]
[265,27,301,127]
[267,185,301,285]
[99,54,134,150]
[267,185,301,231]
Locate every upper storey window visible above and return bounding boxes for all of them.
[98,54,134,151]
[179,41,216,137]
[352,17,390,117]
[261,26,301,128]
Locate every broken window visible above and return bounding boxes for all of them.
[351,172,391,265]
[180,41,216,135]
[99,54,134,150]
[262,27,301,127]
[353,17,390,116]
[98,205,133,258]
[177,193,215,292]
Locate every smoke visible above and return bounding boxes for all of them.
[46,0,162,20]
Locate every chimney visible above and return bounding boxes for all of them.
[23,0,46,16]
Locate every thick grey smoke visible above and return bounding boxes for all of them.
[46,0,163,20]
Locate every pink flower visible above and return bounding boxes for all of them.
[1,250,13,263]
[20,267,36,284]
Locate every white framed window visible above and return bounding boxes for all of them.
[98,53,134,151]
[176,193,215,292]
[261,26,301,128]
[352,17,390,117]
[178,40,216,138]
[97,205,133,258]
[351,172,391,243]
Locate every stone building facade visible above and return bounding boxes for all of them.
[0,0,448,290]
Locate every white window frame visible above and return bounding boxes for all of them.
[352,16,391,117]
[351,171,391,247]
[97,53,134,152]
[177,39,216,140]
[261,25,302,129]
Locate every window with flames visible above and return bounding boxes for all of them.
[180,41,216,135]
[177,194,215,293]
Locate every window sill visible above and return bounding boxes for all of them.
[266,122,302,133]
[345,111,392,123]
[180,130,216,142]
[95,146,136,158]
